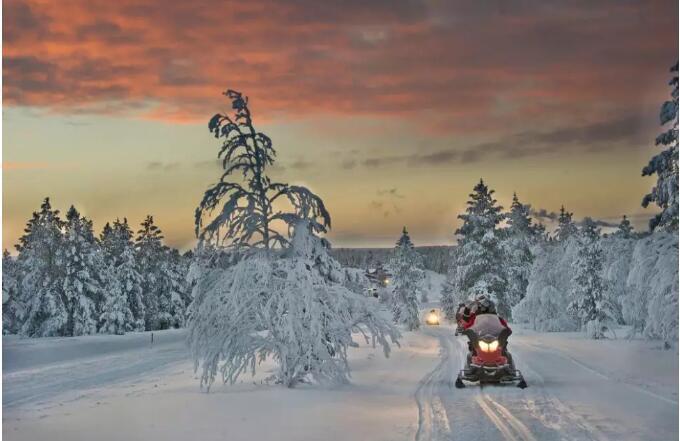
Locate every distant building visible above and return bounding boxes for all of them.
[365,265,392,289]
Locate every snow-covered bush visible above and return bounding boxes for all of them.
[388,227,425,330]
[624,232,678,345]
[188,223,399,389]
[600,233,635,325]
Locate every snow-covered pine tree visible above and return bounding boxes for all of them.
[388,227,425,330]
[98,275,129,335]
[99,218,141,333]
[2,250,22,334]
[502,193,536,311]
[567,218,617,339]
[614,215,634,238]
[513,235,581,332]
[58,206,106,336]
[16,198,69,337]
[642,62,679,231]
[189,90,398,388]
[443,179,508,319]
[156,248,190,329]
[554,206,578,241]
[135,215,169,330]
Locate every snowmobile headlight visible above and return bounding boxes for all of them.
[426,312,439,325]
[479,340,499,352]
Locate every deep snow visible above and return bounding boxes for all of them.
[3,315,677,441]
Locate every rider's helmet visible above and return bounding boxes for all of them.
[475,294,497,314]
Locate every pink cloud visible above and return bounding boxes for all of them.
[3,0,677,134]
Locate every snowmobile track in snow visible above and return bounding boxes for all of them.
[415,328,539,441]
[414,330,453,441]
[475,393,537,441]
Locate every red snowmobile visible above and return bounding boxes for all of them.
[455,313,527,389]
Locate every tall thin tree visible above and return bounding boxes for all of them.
[196,90,330,250]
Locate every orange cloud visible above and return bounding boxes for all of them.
[2,161,52,171]
[3,0,678,134]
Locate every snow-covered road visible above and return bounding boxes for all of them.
[3,324,678,441]
[415,326,678,441]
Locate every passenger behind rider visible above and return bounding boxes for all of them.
[456,295,511,356]
[457,296,510,331]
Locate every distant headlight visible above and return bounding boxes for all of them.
[426,312,439,325]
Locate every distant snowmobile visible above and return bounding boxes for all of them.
[425,309,440,326]
[455,314,527,389]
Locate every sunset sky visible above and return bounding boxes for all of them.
[3,0,678,251]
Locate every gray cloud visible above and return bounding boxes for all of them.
[360,114,650,168]
[288,159,313,170]
[147,161,180,171]
[377,188,404,198]
[76,20,141,44]
[531,208,559,222]
[341,159,357,170]
[532,207,621,228]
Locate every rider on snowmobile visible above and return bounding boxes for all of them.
[454,295,526,388]
[456,295,511,356]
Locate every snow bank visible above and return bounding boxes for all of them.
[3,329,439,441]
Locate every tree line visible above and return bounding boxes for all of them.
[2,200,191,337]
[439,63,678,344]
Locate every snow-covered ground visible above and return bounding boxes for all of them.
[3,328,439,441]
[4,313,677,441]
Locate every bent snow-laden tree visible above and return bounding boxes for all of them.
[642,62,679,231]
[388,227,425,330]
[189,90,399,389]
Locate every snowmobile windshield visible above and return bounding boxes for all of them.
[468,314,509,342]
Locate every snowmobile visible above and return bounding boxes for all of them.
[425,309,440,326]
[455,314,527,389]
